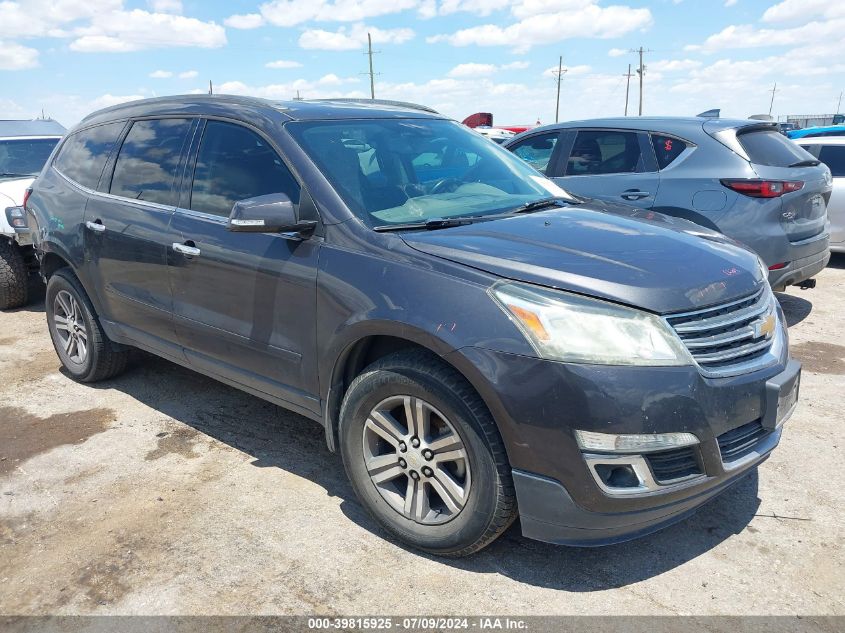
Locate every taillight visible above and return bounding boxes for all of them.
[768,262,787,270]
[22,187,32,210]
[721,179,804,198]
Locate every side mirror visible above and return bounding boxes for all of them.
[227,193,316,237]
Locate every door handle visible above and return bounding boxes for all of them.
[621,190,651,200]
[172,242,201,257]
[85,220,106,233]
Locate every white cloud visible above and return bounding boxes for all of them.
[266,59,303,69]
[448,62,498,77]
[501,60,530,70]
[762,0,844,24]
[438,0,511,17]
[299,23,414,50]
[149,69,173,78]
[224,13,265,29]
[608,47,628,57]
[724,0,737,6]
[694,17,845,53]
[178,70,198,79]
[0,0,122,39]
[260,0,417,27]
[428,2,652,52]
[148,0,182,13]
[89,93,145,110]
[69,9,226,52]
[0,40,39,70]
[542,63,591,77]
[648,58,702,72]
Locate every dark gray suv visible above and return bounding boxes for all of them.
[26,96,800,556]
[505,117,832,291]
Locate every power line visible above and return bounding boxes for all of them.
[551,55,568,123]
[623,64,635,116]
[836,91,842,115]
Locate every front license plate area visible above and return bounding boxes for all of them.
[763,360,801,430]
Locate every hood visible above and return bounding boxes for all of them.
[400,205,764,314]
[0,176,34,207]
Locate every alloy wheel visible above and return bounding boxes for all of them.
[362,395,471,525]
[53,289,88,364]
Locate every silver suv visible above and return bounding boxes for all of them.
[505,117,832,291]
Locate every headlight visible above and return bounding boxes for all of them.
[489,282,691,365]
[574,430,699,453]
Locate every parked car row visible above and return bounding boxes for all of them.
[12,96,825,557]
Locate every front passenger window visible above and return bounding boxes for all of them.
[509,133,559,174]
[190,121,300,217]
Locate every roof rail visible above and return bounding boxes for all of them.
[304,98,439,114]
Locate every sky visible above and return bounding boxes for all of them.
[1,0,843,128]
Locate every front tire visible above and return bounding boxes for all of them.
[0,239,28,310]
[45,268,128,382]
[339,350,517,557]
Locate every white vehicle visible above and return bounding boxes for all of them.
[473,126,516,144]
[797,136,845,253]
[1,119,65,308]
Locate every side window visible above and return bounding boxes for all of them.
[818,145,845,177]
[566,130,642,175]
[110,118,192,206]
[651,134,689,169]
[190,121,300,217]
[53,122,124,189]
[509,133,559,174]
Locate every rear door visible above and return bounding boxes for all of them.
[166,118,321,416]
[802,143,845,247]
[551,128,659,208]
[84,117,195,354]
[506,130,565,176]
[737,126,831,243]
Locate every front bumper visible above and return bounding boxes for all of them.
[448,346,801,546]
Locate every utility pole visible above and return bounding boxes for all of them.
[630,47,650,115]
[552,55,568,123]
[837,91,843,114]
[208,80,213,95]
[623,64,634,116]
[366,33,378,99]
[768,82,778,116]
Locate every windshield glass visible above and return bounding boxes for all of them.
[289,119,569,227]
[0,137,60,176]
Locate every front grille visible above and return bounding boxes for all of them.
[664,286,777,377]
[718,420,769,464]
[645,447,701,483]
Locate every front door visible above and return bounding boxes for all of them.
[551,129,660,209]
[167,119,320,415]
[84,117,195,354]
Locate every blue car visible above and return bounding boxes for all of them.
[788,125,845,140]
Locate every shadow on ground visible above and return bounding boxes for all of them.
[82,352,761,592]
[776,292,812,327]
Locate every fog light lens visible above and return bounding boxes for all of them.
[594,464,640,488]
[575,430,698,454]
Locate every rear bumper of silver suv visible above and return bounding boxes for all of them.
[768,231,830,290]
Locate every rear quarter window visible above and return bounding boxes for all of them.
[53,121,124,189]
[817,145,845,177]
[737,128,813,167]
[651,134,688,169]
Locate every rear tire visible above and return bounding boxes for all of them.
[339,349,517,557]
[0,239,29,310]
[45,268,128,382]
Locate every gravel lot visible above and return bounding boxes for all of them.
[1,257,843,616]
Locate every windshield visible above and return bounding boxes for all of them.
[289,119,569,227]
[0,137,60,176]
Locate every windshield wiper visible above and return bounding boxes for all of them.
[788,159,821,168]
[511,196,577,214]
[0,172,35,178]
[373,217,480,232]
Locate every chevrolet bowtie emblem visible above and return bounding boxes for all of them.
[753,314,776,339]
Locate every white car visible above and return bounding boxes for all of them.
[473,126,515,144]
[1,119,65,308]
[798,136,845,253]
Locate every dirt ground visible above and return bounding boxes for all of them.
[1,258,843,616]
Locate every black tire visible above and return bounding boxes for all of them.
[45,268,128,382]
[0,239,29,310]
[339,349,517,557]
